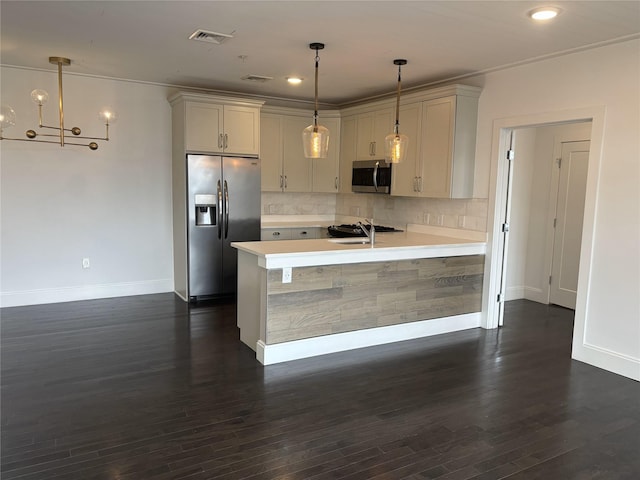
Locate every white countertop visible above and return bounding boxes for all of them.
[232,230,486,269]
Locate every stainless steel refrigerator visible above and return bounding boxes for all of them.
[186,154,260,301]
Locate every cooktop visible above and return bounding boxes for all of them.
[327,224,403,238]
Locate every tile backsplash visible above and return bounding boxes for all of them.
[262,192,488,232]
[262,192,336,215]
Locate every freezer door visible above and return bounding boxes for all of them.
[187,155,223,297]
[221,157,261,294]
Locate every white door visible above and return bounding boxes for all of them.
[550,141,590,309]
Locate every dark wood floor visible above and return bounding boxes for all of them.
[1,295,638,479]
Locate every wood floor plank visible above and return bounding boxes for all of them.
[2,295,639,479]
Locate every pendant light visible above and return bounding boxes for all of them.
[384,59,408,163]
[302,42,329,158]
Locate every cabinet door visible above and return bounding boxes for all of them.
[355,112,375,160]
[355,108,394,160]
[419,97,455,198]
[312,117,340,193]
[260,114,283,192]
[223,105,260,155]
[282,116,313,192]
[185,102,223,152]
[339,116,357,193]
[371,108,394,158]
[390,103,422,197]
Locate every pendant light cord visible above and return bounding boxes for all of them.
[395,63,402,134]
[314,47,320,128]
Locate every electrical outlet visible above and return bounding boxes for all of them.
[282,267,292,284]
[82,258,90,269]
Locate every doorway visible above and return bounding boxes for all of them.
[482,106,605,330]
[501,123,591,315]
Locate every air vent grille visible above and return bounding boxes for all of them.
[189,29,233,45]
[241,75,273,82]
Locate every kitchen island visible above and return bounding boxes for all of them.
[232,225,486,365]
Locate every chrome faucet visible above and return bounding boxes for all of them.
[357,219,375,247]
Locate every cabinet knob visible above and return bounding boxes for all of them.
[273,232,280,236]
[300,231,307,236]
[335,177,338,190]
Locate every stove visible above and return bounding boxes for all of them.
[327,224,403,238]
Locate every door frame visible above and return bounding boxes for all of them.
[482,106,606,334]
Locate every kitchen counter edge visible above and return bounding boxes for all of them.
[231,232,486,269]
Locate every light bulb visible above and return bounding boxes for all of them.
[98,109,117,125]
[287,77,302,85]
[30,89,49,106]
[0,105,17,129]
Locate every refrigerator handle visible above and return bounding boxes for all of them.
[224,179,229,239]
[217,180,223,239]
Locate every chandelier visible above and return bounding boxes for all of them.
[0,56,116,150]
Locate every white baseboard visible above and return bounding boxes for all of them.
[572,342,640,382]
[256,312,481,365]
[0,279,174,308]
[505,286,525,301]
[505,286,548,304]
[523,286,547,304]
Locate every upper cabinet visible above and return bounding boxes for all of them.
[261,107,340,193]
[355,108,394,160]
[169,92,263,156]
[338,115,357,193]
[340,85,480,199]
[406,92,479,198]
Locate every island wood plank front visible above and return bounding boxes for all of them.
[236,249,484,364]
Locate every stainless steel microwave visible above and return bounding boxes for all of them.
[351,160,392,194]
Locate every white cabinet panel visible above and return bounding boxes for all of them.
[185,102,223,153]
[182,98,260,155]
[390,103,422,197]
[261,109,340,193]
[355,108,394,160]
[339,115,357,193]
[260,114,284,192]
[223,105,261,155]
[282,116,313,192]
[312,117,341,193]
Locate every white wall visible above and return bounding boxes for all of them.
[470,39,640,380]
[504,127,536,300]
[1,67,175,306]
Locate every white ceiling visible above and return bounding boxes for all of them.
[2,1,639,106]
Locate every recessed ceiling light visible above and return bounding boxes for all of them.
[287,77,302,85]
[528,7,561,21]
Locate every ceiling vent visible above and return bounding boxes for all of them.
[241,75,273,82]
[189,29,233,45]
